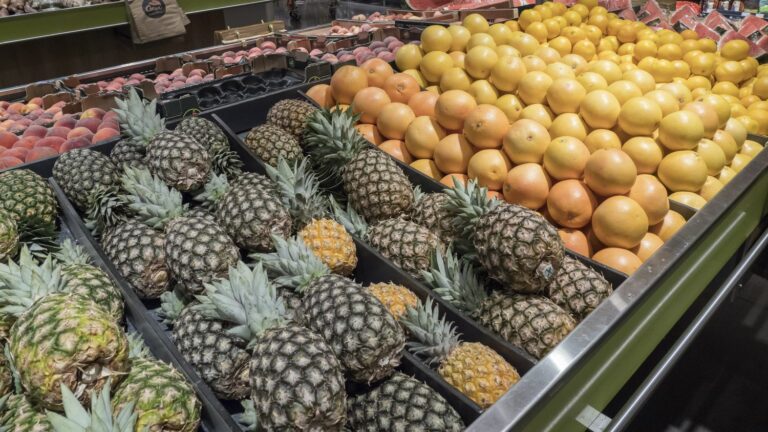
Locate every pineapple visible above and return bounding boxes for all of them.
[411,188,456,244]
[299,219,357,275]
[46,381,136,432]
[267,98,317,139]
[304,108,414,223]
[0,209,18,262]
[53,149,120,211]
[424,248,576,360]
[0,394,50,431]
[244,124,302,167]
[0,169,58,230]
[113,334,201,432]
[548,256,613,320]
[444,178,565,294]
[368,282,418,320]
[401,298,520,408]
[0,248,129,409]
[346,372,464,431]
[194,261,347,431]
[160,290,251,400]
[111,138,147,171]
[114,88,211,192]
[333,198,442,279]
[253,235,405,383]
[101,220,169,299]
[0,351,10,399]
[176,116,228,152]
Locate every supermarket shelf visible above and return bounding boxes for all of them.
[0,0,268,45]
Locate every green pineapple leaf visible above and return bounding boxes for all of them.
[114,88,164,146]
[303,108,369,190]
[400,298,460,367]
[234,400,259,431]
[46,380,137,432]
[54,239,91,266]
[193,173,230,211]
[4,344,22,394]
[208,145,244,180]
[421,248,488,316]
[0,246,65,318]
[125,333,152,360]
[250,235,330,294]
[158,290,186,325]
[329,196,368,238]
[264,157,327,229]
[85,185,131,237]
[119,167,187,229]
[443,178,498,260]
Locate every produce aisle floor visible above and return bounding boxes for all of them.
[627,269,768,432]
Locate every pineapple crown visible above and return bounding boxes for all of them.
[0,246,66,318]
[193,173,230,211]
[54,239,91,266]
[234,400,259,432]
[329,196,368,239]
[250,235,330,294]
[114,88,165,145]
[443,178,498,259]
[193,261,287,347]
[209,145,244,180]
[400,298,461,366]
[303,108,369,188]
[422,248,488,316]
[46,380,137,432]
[264,157,327,229]
[126,333,152,360]
[4,344,22,394]
[412,186,426,206]
[120,167,187,229]
[85,185,131,237]
[158,290,186,325]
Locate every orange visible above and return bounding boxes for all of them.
[712,129,738,163]
[465,45,499,79]
[658,111,704,151]
[447,25,471,52]
[623,69,656,94]
[495,94,524,123]
[330,65,368,104]
[503,163,552,209]
[502,119,551,164]
[404,116,446,159]
[592,195,648,249]
[621,137,663,174]
[383,73,420,104]
[463,104,509,149]
[721,39,750,61]
[434,134,474,173]
[420,51,453,83]
[410,159,443,180]
[543,136,590,180]
[549,113,589,141]
[696,94,731,128]
[649,210,686,241]
[408,91,438,118]
[579,89,620,129]
[356,124,384,145]
[583,148,637,196]
[467,149,512,190]
[669,191,707,209]
[379,140,414,164]
[463,13,490,34]
[306,84,335,108]
[468,80,499,105]
[618,97,662,136]
[607,80,643,105]
[730,153,753,172]
[698,176,724,201]
[439,67,472,92]
[547,179,597,228]
[559,228,592,257]
[352,87,392,126]
[441,173,469,188]
[592,248,643,275]
[577,72,609,92]
[376,103,415,140]
[395,44,423,71]
[696,138,726,176]
[435,90,478,130]
[490,56,527,92]
[584,129,621,153]
[421,25,454,53]
[546,78,586,114]
[520,104,554,128]
[682,101,718,139]
[518,71,554,105]
[631,232,664,262]
[657,150,708,192]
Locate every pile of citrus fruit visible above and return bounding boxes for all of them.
[305,0,767,275]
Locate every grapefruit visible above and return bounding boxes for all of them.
[517,71,553,105]
[682,101,718,139]
[724,118,747,149]
[592,196,649,249]
[467,149,512,190]
[435,90,478,130]
[468,80,499,105]
[503,163,552,209]
[383,73,420,104]
[376,103,415,140]
[740,140,764,157]
[657,110,704,151]
[502,119,552,164]
[657,151,708,192]
[592,248,643,275]
[696,94,731,128]
[520,104,554,128]
[404,116,446,159]
[547,179,597,228]
[584,129,622,153]
[698,176,724,201]
[546,78,587,114]
[421,25,453,53]
[439,68,473,92]
[408,91,438,118]
[447,25,471,51]
[650,210,686,241]
[628,174,669,225]
[433,134,474,174]
[463,13,490,34]
[463,104,509,149]
[608,79,643,106]
[490,55,527,92]
[355,124,383,145]
[631,233,664,262]
[306,84,334,108]
[644,89,679,117]
[621,137,663,174]
[411,159,443,180]
[579,89,621,129]
[352,87,391,124]
[617,97,662,136]
[712,130,738,163]
[669,191,707,209]
[583,148,637,196]
[420,51,454,83]
[730,153,753,173]
[558,228,592,257]
[361,58,394,88]
[549,113,589,141]
[719,166,738,184]
[379,140,414,164]
[495,94,524,123]
[577,72,609,92]
[395,45,423,72]
[543,136,591,180]
[696,138,726,176]
[622,69,656,94]
[330,66,368,104]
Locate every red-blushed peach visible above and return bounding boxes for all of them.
[0,120,14,129]
[34,136,65,152]
[8,124,27,134]
[75,118,101,133]
[25,147,58,162]
[52,112,65,121]
[54,116,77,129]
[129,73,145,81]
[102,111,118,123]
[46,127,71,139]
[67,127,93,141]
[97,80,109,88]
[29,97,43,106]
[17,118,31,126]
[3,148,29,160]
[12,138,35,149]
[92,128,119,143]
[189,69,206,77]
[186,76,204,85]
[22,125,48,139]
[0,101,9,109]
[0,131,18,148]
[80,108,106,120]
[7,103,25,114]
[0,156,24,169]
[259,41,276,50]
[97,121,119,131]
[113,77,126,84]
[60,137,91,152]
[44,107,62,115]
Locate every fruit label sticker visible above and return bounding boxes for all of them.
[143,0,166,18]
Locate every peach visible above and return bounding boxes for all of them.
[34,136,65,152]
[7,103,25,114]
[45,107,62,115]
[97,80,109,87]
[0,131,18,148]
[25,147,58,162]
[186,76,203,85]
[54,116,77,129]
[67,127,93,141]
[80,108,106,120]
[156,73,169,80]
[3,148,28,160]
[0,101,9,109]
[98,121,119,131]
[102,111,118,123]
[189,69,206,77]
[7,124,26,134]
[22,125,48,139]
[222,51,236,57]
[53,112,64,121]
[259,42,276,50]
[129,73,145,81]
[113,77,126,84]
[60,137,91,152]
[92,128,119,143]
[0,156,24,169]
[75,118,101,133]
[46,127,71,139]
[13,138,37,148]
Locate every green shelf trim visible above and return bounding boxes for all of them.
[0,0,263,45]
[520,170,768,431]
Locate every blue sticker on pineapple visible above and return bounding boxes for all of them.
[143,0,167,18]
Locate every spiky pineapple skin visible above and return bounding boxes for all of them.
[113,358,201,432]
[10,293,130,410]
[342,149,414,223]
[0,351,11,398]
[367,283,418,320]
[346,372,464,432]
[300,274,405,383]
[215,182,291,252]
[164,216,240,296]
[147,131,211,192]
[102,220,169,299]
[244,124,303,167]
[267,99,317,139]
[0,169,57,230]
[548,256,613,320]
[110,138,147,171]
[0,209,18,262]
[474,202,565,294]
[439,342,520,408]
[176,116,228,151]
[475,292,575,359]
[172,306,250,400]
[250,323,346,431]
[411,192,455,243]
[367,217,443,279]
[53,149,120,210]
[60,264,124,322]
[0,394,50,432]
[299,219,357,276]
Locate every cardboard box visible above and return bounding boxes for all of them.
[703,10,737,34]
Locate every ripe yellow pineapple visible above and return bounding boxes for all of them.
[299,219,357,276]
[368,283,419,320]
